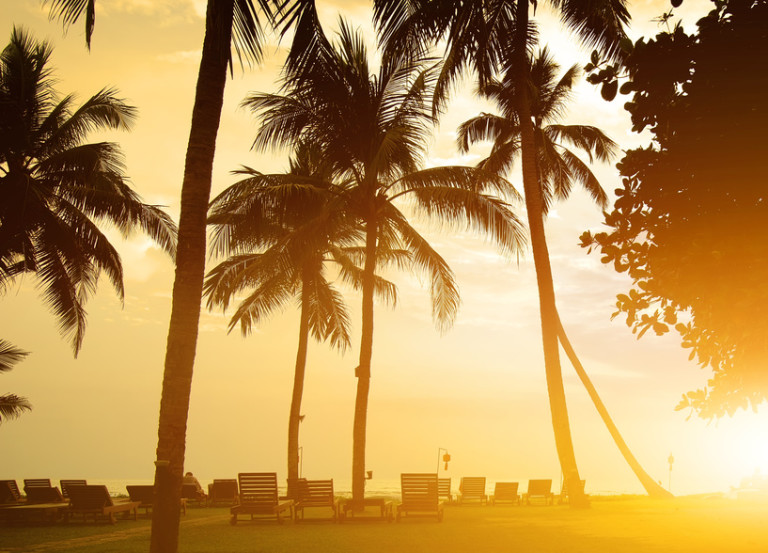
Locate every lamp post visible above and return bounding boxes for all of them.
[437,448,451,473]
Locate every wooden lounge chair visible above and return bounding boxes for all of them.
[207,479,238,507]
[67,484,139,524]
[182,483,208,507]
[458,477,487,505]
[524,479,555,505]
[25,486,65,504]
[438,477,453,504]
[558,479,586,504]
[0,480,22,504]
[60,480,87,499]
[396,473,444,522]
[490,482,520,505]
[23,478,52,495]
[230,473,293,525]
[126,484,187,516]
[294,479,339,522]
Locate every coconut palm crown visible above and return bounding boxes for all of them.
[0,27,177,354]
[457,46,616,213]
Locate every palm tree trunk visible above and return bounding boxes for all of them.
[556,314,673,498]
[287,276,311,489]
[514,0,587,508]
[150,1,234,551]
[352,205,378,505]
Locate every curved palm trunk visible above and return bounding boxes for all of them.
[514,0,587,508]
[352,205,378,505]
[556,314,673,498]
[287,276,311,489]
[150,1,234,551]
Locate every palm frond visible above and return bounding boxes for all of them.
[0,340,29,372]
[456,113,515,153]
[305,276,352,351]
[382,203,459,332]
[0,394,32,423]
[550,0,630,62]
[43,0,95,49]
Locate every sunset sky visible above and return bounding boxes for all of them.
[2,0,766,497]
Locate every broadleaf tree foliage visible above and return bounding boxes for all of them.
[582,0,768,418]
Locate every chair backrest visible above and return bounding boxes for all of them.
[238,473,278,507]
[68,485,114,510]
[285,477,307,501]
[460,477,486,498]
[0,480,21,504]
[527,479,552,495]
[494,482,519,498]
[25,486,64,504]
[60,480,87,499]
[297,479,334,507]
[401,473,439,507]
[438,478,451,500]
[23,478,52,494]
[209,479,238,501]
[126,485,155,506]
[560,479,586,497]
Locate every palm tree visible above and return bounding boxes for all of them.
[43,2,319,549]
[205,142,399,488]
[0,27,177,354]
[0,340,31,424]
[248,19,527,503]
[459,47,671,498]
[374,0,631,507]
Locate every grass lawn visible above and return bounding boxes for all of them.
[2,496,767,553]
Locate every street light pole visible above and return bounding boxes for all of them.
[437,448,450,473]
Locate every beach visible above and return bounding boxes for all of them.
[2,495,768,553]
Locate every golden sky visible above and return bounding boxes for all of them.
[2,0,766,496]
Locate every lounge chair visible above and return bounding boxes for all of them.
[294,479,339,522]
[207,479,238,507]
[126,484,187,516]
[230,473,293,525]
[23,478,52,495]
[60,480,87,499]
[558,479,586,504]
[25,486,65,504]
[68,485,139,523]
[396,473,444,522]
[458,477,487,505]
[0,480,22,504]
[524,479,555,505]
[182,483,208,507]
[438,477,453,504]
[490,482,520,505]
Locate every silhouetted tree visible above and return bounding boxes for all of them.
[374,0,629,506]
[582,0,768,418]
[0,28,176,354]
[251,19,526,503]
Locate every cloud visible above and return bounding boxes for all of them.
[157,49,202,65]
